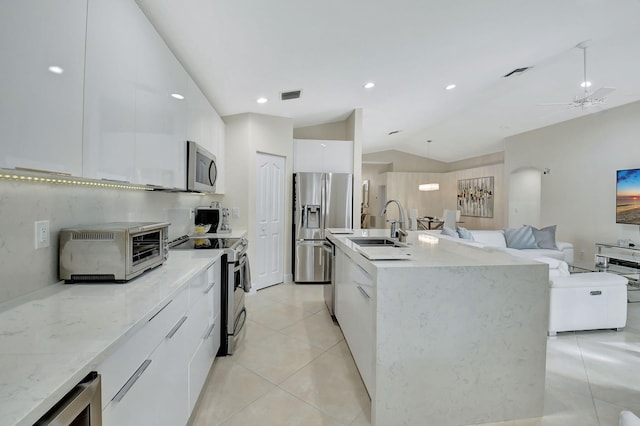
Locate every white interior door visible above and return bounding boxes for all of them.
[255,153,285,290]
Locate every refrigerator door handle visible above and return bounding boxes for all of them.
[301,204,307,228]
[322,241,334,256]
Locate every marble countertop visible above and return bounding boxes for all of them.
[0,250,222,426]
[194,229,247,239]
[327,228,541,273]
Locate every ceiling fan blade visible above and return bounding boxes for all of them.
[591,86,616,99]
[537,102,574,106]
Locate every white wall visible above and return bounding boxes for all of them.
[508,167,541,228]
[505,100,640,267]
[0,180,221,304]
[223,113,294,279]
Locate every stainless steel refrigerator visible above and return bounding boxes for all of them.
[293,172,352,283]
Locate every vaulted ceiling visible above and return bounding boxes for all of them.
[137,0,640,162]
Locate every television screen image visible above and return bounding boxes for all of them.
[616,168,640,225]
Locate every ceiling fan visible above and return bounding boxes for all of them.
[540,41,615,109]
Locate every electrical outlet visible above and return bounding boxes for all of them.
[35,220,50,249]
[232,207,240,218]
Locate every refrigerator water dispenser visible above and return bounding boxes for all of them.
[304,205,321,229]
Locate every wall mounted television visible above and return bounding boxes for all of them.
[616,168,640,225]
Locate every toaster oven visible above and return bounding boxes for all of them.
[59,222,170,283]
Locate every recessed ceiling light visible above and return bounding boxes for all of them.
[580,81,592,88]
[445,84,456,91]
[257,97,268,104]
[364,82,375,89]
[170,93,184,100]
[48,66,64,75]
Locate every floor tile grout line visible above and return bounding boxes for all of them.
[275,383,353,426]
[574,331,604,426]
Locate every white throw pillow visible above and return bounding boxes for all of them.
[441,226,459,238]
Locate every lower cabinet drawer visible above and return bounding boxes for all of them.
[187,312,220,412]
[98,287,188,408]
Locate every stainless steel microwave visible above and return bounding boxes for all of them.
[187,140,217,193]
[59,222,169,283]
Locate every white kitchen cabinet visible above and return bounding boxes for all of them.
[84,0,189,188]
[101,258,222,425]
[83,0,143,182]
[186,76,214,151]
[293,139,354,174]
[212,111,226,194]
[186,77,225,194]
[0,0,86,176]
[101,285,189,425]
[334,248,375,394]
[133,12,188,189]
[188,262,221,411]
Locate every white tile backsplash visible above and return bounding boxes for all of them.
[0,179,220,304]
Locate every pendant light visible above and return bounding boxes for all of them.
[419,140,440,191]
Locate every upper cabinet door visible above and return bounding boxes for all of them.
[212,112,226,194]
[293,139,354,173]
[0,0,87,176]
[133,15,188,189]
[83,0,138,182]
[84,0,188,188]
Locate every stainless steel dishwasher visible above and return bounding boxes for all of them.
[34,372,102,425]
[323,238,336,317]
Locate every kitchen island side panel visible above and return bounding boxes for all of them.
[374,263,549,426]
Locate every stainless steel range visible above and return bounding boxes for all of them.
[171,235,250,355]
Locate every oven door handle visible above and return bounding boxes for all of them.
[233,307,247,336]
[233,255,246,273]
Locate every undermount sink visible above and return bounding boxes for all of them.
[348,237,407,248]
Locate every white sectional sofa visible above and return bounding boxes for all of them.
[427,228,574,264]
[427,228,631,335]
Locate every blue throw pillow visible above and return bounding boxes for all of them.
[531,225,557,249]
[441,226,459,238]
[457,226,474,241]
[504,226,538,249]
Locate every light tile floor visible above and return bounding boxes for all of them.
[189,283,640,426]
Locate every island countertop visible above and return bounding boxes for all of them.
[0,250,222,426]
[327,228,544,269]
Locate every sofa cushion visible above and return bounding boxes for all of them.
[457,226,474,240]
[441,226,459,237]
[469,230,507,248]
[504,226,538,249]
[531,225,558,250]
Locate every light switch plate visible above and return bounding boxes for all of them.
[35,220,50,249]
[232,207,240,218]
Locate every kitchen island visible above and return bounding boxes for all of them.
[327,229,549,426]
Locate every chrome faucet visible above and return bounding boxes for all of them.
[380,199,408,242]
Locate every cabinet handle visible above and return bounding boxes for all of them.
[112,359,152,402]
[204,281,216,294]
[148,300,171,322]
[166,316,188,339]
[356,263,371,277]
[357,285,371,299]
[204,322,216,339]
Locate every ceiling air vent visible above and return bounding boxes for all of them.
[503,66,532,78]
[280,90,302,101]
